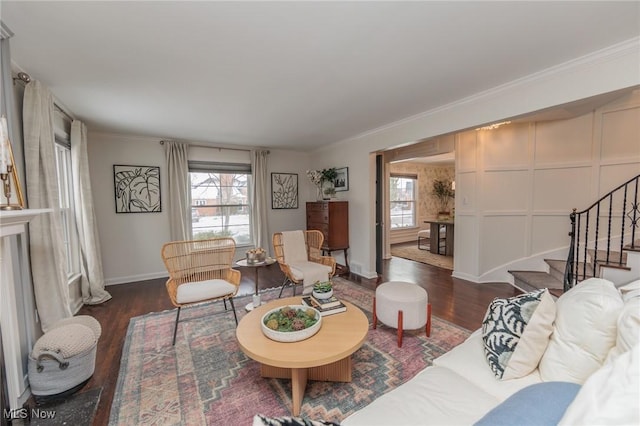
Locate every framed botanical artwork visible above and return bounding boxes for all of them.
[113,165,161,213]
[334,167,349,192]
[271,172,298,209]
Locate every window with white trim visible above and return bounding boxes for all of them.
[189,161,252,245]
[54,139,81,279]
[389,174,417,229]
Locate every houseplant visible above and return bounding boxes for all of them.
[307,168,338,200]
[432,179,455,217]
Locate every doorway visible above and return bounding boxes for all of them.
[381,150,455,270]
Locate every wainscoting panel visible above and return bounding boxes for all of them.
[534,114,593,166]
[481,170,529,212]
[480,215,527,273]
[532,167,592,211]
[531,215,570,255]
[480,122,529,170]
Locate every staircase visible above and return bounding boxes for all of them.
[510,174,640,295]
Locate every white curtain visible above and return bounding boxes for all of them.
[164,141,191,241]
[23,80,72,331]
[70,120,111,304]
[250,149,270,250]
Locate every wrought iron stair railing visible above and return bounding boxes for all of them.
[564,174,639,291]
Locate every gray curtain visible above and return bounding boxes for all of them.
[164,140,191,241]
[250,149,270,251]
[23,80,72,331]
[70,120,111,304]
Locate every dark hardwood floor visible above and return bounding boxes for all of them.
[76,252,519,425]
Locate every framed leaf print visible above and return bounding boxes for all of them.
[113,165,161,213]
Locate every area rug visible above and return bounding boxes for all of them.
[109,277,470,425]
[391,244,454,270]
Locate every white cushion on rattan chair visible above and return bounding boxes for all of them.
[289,261,332,281]
[176,279,236,304]
[417,229,430,238]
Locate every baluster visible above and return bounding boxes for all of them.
[621,184,627,260]
[606,193,612,265]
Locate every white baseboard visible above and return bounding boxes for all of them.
[105,271,168,286]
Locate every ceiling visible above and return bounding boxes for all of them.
[3,1,639,152]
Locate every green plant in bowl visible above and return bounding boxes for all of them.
[313,281,332,293]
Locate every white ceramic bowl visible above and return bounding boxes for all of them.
[261,305,322,343]
[312,288,333,300]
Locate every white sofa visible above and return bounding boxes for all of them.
[342,278,640,426]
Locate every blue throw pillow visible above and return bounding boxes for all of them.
[474,382,581,426]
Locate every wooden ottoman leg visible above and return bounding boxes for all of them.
[426,303,432,337]
[372,296,377,329]
[397,310,403,348]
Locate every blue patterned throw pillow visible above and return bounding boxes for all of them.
[482,288,556,380]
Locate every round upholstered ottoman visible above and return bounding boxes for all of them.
[28,316,101,401]
[373,281,431,347]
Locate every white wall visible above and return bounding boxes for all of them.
[454,90,640,283]
[87,132,314,284]
[308,38,640,280]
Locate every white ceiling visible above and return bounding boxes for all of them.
[3,1,639,151]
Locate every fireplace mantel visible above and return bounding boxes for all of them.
[0,208,51,410]
[0,209,52,236]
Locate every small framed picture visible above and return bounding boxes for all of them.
[113,165,161,213]
[271,172,298,209]
[334,167,349,192]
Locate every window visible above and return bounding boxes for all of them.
[189,162,252,245]
[389,174,417,229]
[54,140,81,279]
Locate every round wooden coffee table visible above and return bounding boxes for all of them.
[236,296,368,416]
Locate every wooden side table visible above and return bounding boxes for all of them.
[235,257,276,311]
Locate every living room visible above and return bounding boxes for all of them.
[1,2,639,425]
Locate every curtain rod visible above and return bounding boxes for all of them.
[159,140,268,154]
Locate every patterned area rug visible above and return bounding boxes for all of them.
[109,278,470,425]
[391,244,454,270]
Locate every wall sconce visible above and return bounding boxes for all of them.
[451,181,456,191]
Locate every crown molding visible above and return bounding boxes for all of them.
[343,37,640,144]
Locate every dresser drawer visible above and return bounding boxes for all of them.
[306,202,329,212]
[307,211,328,224]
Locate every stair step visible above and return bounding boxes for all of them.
[544,259,567,282]
[546,258,595,281]
[588,249,628,265]
[509,270,563,294]
[623,240,640,252]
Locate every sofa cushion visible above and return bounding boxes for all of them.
[481,288,555,379]
[539,278,623,383]
[433,330,543,401]
[559,343,639,425]
[619,279,640,301]
[474,382,581,426]
[607,296,640,362]
[341,365,500,426]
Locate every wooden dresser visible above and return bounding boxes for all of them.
[306,201,349,273]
